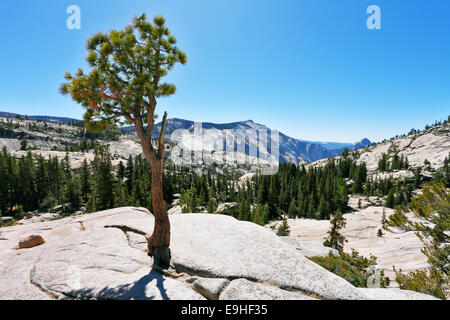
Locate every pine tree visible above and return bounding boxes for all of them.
[92,146,115,210]
[277,216,290,236]
[125,155,134,194]
[117,161,125,181]
[66,176,81,212]
[20,139,28,151]
[80,159,90,202]
[288,198,298,218]
[323,209,347,252]
[377,229,383,237]
[60,14,187,269]
[386,189,395,208]
[317,195,330,220]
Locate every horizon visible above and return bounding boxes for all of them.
[1,0,449,143]
[1,109,444,145]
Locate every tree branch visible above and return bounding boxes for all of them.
[145,97,157,140]
[158,111,168,159]
[134,114,155,159]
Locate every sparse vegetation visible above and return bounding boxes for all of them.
[387,182,449,299]
[323,209,347,251]
[310,249,390,288]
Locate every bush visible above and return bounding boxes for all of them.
[310,249,390,288]
[276,217,290,236]
[394,267,447,300]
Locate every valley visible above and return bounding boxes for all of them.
[0,113,449,300]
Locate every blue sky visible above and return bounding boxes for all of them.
[0,0,449,143]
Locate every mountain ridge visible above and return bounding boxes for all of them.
[122,117,371,163]
[0,111,371,163]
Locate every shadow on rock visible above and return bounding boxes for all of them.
[64,269,169,300]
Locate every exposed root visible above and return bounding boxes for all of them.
[104,225,150,253]
[152,265,188,279]
[104,225,148,236]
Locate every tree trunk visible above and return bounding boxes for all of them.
[146,157,171,269]
[133,111,170,270]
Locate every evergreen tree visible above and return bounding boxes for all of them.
[80,159,90,202]
[288,198,298,218]
[385,189,395,208]
[60,13,187,269]
[323,209,347,252]
[276,216,290,236]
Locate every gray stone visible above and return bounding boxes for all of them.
[170,214,368,300]
[1,216,14,223]
[0,207,203,300]
[168,205,182,215]
[280,237,338,257]
[219,279,317,300]
[193,278,230,300]
[0,208,439,300]
[357,288,440,300]
[215,202,238,213]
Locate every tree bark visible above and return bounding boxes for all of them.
[146,157,171,269]
[133,110,171,269]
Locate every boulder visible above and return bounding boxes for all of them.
[16,213,60,225]
[215,202,238,213]
[15,235,45,249]
[1,216,14,223]
[168,205,182,215]
[193,278,230,300]
[280,237,338,257]
[0,207,204,300]
[219,279,316,300]
[170,214,368,300]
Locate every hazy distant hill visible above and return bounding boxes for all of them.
[0,111,81,125]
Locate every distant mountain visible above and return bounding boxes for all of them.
[123,118,371,163]
[352,138,372,150]
[1,110,371,163]
[0,111,81,125]
[304,141,354,151]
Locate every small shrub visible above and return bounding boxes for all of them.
[276,216,290,236]
[394,267,447,300]
[310,249,390,288]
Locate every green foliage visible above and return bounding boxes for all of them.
[180,185,201,213]
[386,182,449,299]
[394,267,447,300]
[385,189,395,208]
[377,228,383,237]
[323,209,347,251]
[310,250,390,288]
[411,183,449,276]
[276,216,290,236]
[20,139,28,151]
[385,205,411,230]
[251,204,270,226]
[60,13,187,130]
